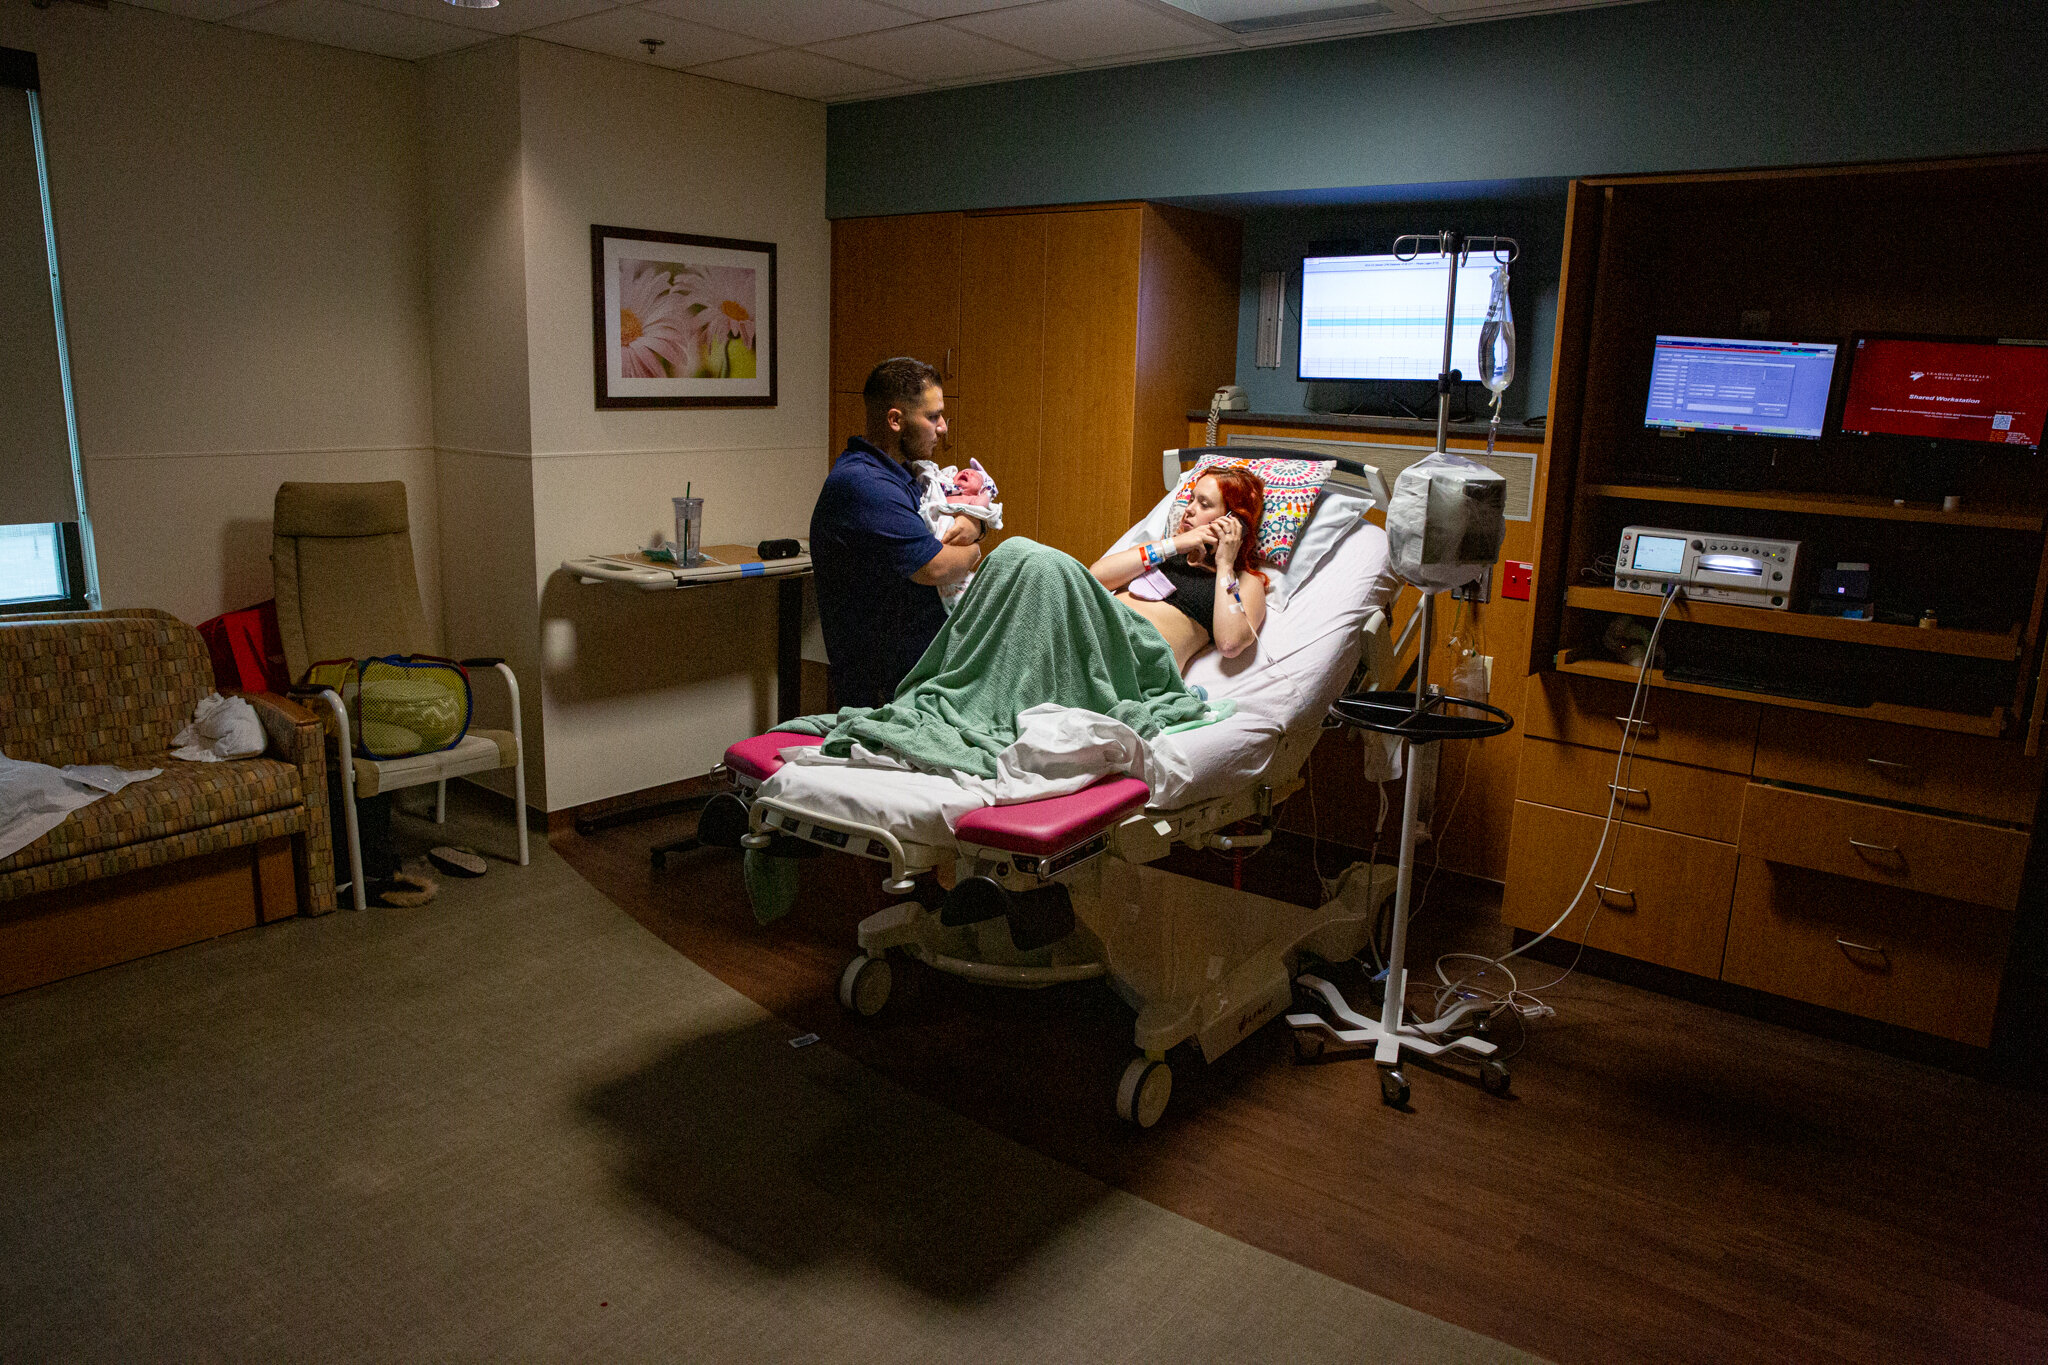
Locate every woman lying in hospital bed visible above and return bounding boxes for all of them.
[1090,465,1269,668]
[759,454,1392,842]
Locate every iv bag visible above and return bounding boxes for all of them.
[1478,265,1514,396]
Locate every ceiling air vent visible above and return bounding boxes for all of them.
[1217,3,1392,33]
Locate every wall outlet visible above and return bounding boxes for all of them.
[1502,561,1534,600]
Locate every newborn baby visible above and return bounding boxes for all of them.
[910,457,1003,612]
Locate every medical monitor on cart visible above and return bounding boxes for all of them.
[1298,252,1499,382]
[1642,336,1839,440]
[1839,335,2048,452]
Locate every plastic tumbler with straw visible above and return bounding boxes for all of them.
[673,484,703,567]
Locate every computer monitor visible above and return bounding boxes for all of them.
[1642,336,1839,439]
[1839,335,2048,451]
[1297,252,1500,382]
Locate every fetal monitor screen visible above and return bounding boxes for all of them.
[1298,253,1499,381]
[1631,535,1687,576]
[1839,337,2048,449]
[1643,336,1838,439]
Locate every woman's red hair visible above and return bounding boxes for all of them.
[1195,467,1271,590]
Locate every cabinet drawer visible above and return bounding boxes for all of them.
[1502,800,1736,978]
[1516,736,1746,843]
[1723,857,2015,1047]
[1754,709,2043,825]
[1738,783,2029,912]
[1526,672,1759,774]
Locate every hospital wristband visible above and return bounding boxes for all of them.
[1141,540,1171,568]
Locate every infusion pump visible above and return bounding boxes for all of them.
[1615,526,1800,610]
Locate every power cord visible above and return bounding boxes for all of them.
[1424,583,1681,1027]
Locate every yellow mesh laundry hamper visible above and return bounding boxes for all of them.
[303,655,473,758]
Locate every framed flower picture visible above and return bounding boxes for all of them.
[591,225,776,408]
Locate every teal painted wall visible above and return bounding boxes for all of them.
[1232,194,1566,421]
[826,0,2046,218]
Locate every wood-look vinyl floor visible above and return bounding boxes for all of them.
[555,814,2048,1365]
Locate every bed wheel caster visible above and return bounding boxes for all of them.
[1480,1059,1512,1097]
[1116,1057,1172,1128]
[694,792,751,850]
[1379,1067,1410,1108]
[837,953,893,1018]
[1291,1027,1325,1063]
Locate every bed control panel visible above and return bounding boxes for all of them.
[1615,525,1800,610]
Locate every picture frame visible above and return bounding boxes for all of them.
[591,225,776,408]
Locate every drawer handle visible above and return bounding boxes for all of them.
[1836,937,1889,962]
[1864,757,1914,772]
[1847,837,1902,857]
[1594,882,1636,906]
[1613,716,1657,737]
[1607,782,1648,802]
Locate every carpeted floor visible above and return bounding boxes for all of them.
[0,795,1539,1363]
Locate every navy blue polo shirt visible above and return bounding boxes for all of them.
[810,437,948,708]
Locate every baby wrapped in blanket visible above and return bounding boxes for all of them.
[909,458,1003,612]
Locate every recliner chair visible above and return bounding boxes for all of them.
[271,480,528,908]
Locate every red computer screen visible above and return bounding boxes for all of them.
[1839,337,2048,448]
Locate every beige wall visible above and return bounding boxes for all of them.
[6,11,831,813]
[1,5,440,630]
[512,40,828,810]
[0,86,74,526]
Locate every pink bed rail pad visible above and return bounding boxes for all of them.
[725,731,824,781]
[953,776,1151,857]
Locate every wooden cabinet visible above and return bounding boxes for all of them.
[1515,735,1746,843]
[1508,154,2048,1049]
[1522,671,1759,774]
[1723,859,2016,1047]
[830,212,963,396]
[1503,799,1738,979]
[831,203,1239,560]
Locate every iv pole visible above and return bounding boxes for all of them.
[1286,230,1518,1108]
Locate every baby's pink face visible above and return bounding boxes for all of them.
[953,469,986,494]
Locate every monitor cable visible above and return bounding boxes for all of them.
[1425,582,1681,1031]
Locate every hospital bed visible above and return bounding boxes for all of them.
[708,449,1404,1127]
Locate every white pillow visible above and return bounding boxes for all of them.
[1110,478,1378,612]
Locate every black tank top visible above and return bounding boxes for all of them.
[1155,553,1217,637]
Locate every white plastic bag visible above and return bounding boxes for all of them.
[171,693,266,763]
[1385,452,1506,591]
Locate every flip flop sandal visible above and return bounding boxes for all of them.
[374,870,438,907]
[428,846,488,878]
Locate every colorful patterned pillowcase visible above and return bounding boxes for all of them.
[1166,454,1334,569]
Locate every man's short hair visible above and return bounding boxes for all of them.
[862,357,941,417]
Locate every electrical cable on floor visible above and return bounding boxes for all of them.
[1425,584,1680,1027]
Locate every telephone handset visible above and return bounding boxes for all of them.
[1206,384,1248,442]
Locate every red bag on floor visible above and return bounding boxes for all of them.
[197,599,291,694]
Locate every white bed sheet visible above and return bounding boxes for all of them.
[755,508,1396,847]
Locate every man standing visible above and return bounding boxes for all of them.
[810,357,984,708]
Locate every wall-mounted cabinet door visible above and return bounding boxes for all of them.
[1038,208,1142,560]
[955,213,1047,545]
[830,213,964,395]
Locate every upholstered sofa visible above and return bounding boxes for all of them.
[0,608,334,995]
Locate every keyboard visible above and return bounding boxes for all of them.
[1662,664,1871,708]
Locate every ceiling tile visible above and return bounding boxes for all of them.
[642,0,918,46]
[809,22,1042,81]
[875,0,1038,16]
[120,0,276,22]
[347,0,619,37]
[526,7,770,68]
[227,0,484,60]
[688,48,909,101]
[951,0,1221,62]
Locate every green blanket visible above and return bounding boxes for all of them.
[784,538,1230,779]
